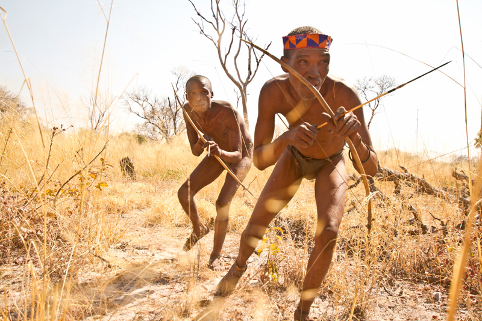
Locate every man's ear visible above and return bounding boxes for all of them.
[280,56,289,73]
[211,91,214,98]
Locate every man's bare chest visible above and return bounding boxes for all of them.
[278,97,340,128]
[194,113,231,140]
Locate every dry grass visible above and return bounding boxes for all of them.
[0,112,480,320]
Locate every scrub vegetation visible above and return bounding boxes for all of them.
[0,110,480,320]
[0,1,480,319]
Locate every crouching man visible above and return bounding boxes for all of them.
[178,75,253,270]
[214,27,378,320]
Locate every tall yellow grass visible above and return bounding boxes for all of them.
[1,112,480,319]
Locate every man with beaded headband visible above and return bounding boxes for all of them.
[214,26,379,320]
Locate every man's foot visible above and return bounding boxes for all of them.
[183,225,210,251]
[294,306,311,321]
[214,260,247,297]
[208,255,224,271]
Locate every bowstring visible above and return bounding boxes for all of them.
[360,41,401,166]
[211,55,251,154]
[259,58,369,216]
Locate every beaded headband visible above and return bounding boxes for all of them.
[282,33,333,50]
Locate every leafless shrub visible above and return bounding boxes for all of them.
[188,0,269,128]
[124,88,185,142]
[82,87,116,132]
[355,75,396,128]
[124,67,193,142]
[0,85,30,120]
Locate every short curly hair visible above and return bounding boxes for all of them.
[283,26,324,59]
[186,75,212,91]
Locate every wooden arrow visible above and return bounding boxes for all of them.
[317,61,451,129]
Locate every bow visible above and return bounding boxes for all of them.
[171,84,254,197]
[242,40,374,232]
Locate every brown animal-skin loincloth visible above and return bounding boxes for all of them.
[287,145,344,180]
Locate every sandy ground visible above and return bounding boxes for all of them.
[66,211,470,321]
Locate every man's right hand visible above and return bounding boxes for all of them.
[193,134,211,156]
[285,122,318,148]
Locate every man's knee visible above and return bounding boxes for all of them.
[241,223,266,249]
[216,198,232,212]
[314,227,338,251]
[178,183,192,205]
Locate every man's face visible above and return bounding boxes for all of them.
[281,48,330,100]
[185,80,213,114]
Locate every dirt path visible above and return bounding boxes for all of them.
[73,211,461,321]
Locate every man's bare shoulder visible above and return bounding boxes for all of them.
[328,75,356,94]
[262,74,289,93]
[211,100,244,123]
[259,74,290,113]
[212,100,241,116]
[212,100,234,110]
[327,75,360,104]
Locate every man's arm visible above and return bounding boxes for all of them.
[253,83,318,170]
[332,85,379,176]
[183,107,204,157]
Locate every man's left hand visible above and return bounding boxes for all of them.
[333,107,360,138]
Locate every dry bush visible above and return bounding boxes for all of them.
[0,117,129,319]
[0,182,74,279]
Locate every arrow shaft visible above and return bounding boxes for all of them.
[317,60,451,129]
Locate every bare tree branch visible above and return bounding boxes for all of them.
[188,0,269,129]
[124,68,193,142]
[355,75,396,128]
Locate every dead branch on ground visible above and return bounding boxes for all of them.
[376,166,471,207]
[347,164,481,234]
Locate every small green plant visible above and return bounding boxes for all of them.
[141,168,184,179]
[160,169,184,180]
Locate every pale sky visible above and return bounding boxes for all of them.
[1,0,481,159]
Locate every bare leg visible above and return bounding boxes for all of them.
[210,150,252,266]
[295,155,346,318]
[178,156,224,239]
[216,149,302,295]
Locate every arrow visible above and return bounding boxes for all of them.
[317,61,451,129]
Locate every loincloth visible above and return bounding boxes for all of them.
[287,145,344,180]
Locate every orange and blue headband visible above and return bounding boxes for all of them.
[282,33,333,50]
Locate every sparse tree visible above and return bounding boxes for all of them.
[355,75,396,128]
[83,87,116,131]
[124,89,183,142]
[124,67,194,142]
[0,86,30,119]
[188,0,270,129]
